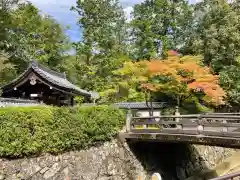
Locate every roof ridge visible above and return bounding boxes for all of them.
[30,60,66,79]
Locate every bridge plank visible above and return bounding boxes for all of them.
[131,128,185,134]
[232,128,240,132]
[131,128,201,135]
[202,131,240,138]
[161,128,184,134]
[119,132,240,148]
[132,120,240,126]
[131,129,162,133]
[132,115,240,119]
[179,129,199,135]
[132,120,196,125]
[202,123,240,127]
[132,115,200,119]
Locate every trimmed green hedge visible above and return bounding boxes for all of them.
[0,105,125,158]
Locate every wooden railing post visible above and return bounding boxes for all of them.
[155,110,161,122]
[222,118,228,132]
[126,109,132,132]
[197,116,204,134]
[175,106,181,129]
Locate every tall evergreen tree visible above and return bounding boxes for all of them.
[0,0,18,50]
[131,0,192,60]
[0,0,18,84]
[186,0,240,72]
[73,0,127,65]
[9,3,70,71]
[71,0,129,99]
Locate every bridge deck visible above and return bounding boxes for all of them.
[120,112,240,148]
[119,132,240,148]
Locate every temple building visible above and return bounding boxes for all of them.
[1,61,99,106]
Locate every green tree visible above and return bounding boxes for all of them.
[72,0,129,102]
[0,0,18,49]
[0,50,16,87]
[131,0,192,60]
[115,52,225,107]
[219,60,240,108]
[185,0,240,72]
[73,0,127,64]
[9,3,70,71]
[0,0,18,86]
[0,2,70,74]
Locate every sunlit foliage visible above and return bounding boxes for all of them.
[116,51,225,106]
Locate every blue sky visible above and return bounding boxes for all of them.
[28,0,200,42]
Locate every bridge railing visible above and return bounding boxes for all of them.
[126,111,240,138]
[209,171,240,180]
[0,98,41,107]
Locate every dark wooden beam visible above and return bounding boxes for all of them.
[119,132,240,149]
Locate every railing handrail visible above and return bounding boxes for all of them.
[209,171,240,180]
[132,115,240,119]
[205,113,240,115]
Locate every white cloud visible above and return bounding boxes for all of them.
[26,0,145,41]
[28,0,77,6]
[27,0,144,39]
[123,6,133,22]
[120,0,145,7]
[189,0,202,4]
[28,0,143,8]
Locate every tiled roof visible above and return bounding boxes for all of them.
[113,102,166,109]
[31,62,92,96]
[2,61,99,98]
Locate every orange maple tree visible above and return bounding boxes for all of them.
[116,51,226,106]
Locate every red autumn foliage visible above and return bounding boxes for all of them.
[115,51,226,106]
[137,51,226,105]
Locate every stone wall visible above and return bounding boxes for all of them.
[128,141,238,179]
[0,139,238,180]
[174,144,238,179]
[0,140,147,180]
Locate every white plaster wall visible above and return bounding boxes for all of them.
[136,110,161,121]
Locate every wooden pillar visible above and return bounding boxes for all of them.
[126,109,132,132]
[67,95,71,106]
[175,106,182,129]
[56,95,60,106]
[70,96,75,106]
[222,119,228,132]
[175,106,180,121]
[93,98,96,105]
[155,109,161,122]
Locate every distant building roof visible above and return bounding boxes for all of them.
[113,102,166,109]
[1,61,99,98]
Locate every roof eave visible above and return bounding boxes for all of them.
[1,61,98,99]
[1,68,33,91]
[73,90,92,97]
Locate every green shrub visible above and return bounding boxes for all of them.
[0,105,125,158]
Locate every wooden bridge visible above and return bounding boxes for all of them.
[119,111,240,148]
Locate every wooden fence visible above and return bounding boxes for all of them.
[0,98,41,107]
